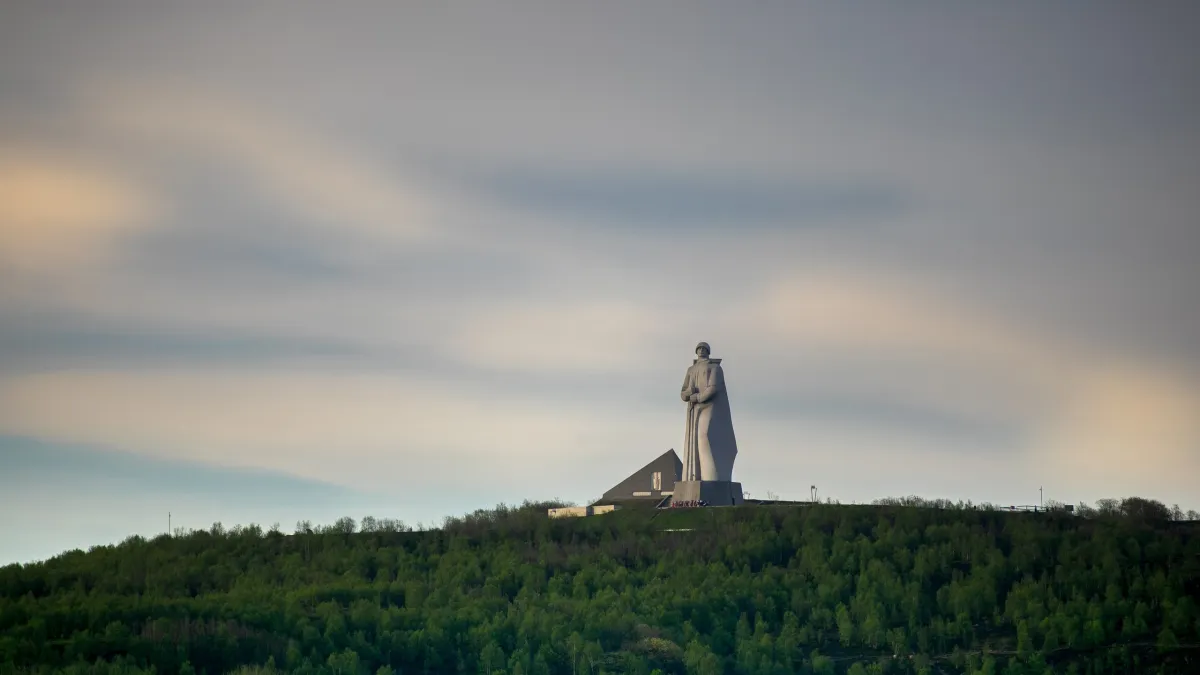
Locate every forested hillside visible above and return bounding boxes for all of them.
[2,499,1198,675]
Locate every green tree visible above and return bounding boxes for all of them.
[809,649,835,675]
[683,640,721,675]
[1016,620,1032,657]
[836,604,855,646]
[327,649,362,675]
[1156,627,1179,652]
[481,641,506,675]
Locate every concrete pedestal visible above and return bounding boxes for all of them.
[670,480,744,506]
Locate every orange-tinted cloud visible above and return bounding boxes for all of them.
[0,150,159,273]
[446,301,678,373]
[1033,364,1200,500]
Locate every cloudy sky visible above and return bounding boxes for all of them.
[2,2,1199,563]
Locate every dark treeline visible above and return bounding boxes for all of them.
[1,497,1198,675]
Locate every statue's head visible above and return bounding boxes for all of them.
[695,342,711,359]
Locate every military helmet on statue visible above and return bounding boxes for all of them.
[694,341,711,356]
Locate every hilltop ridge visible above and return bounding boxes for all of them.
[2,498,1198,675]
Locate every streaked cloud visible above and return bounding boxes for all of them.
[0,369,670,490]
[80,83,442,245]
[2,435,359,507]
[0,436,417,564]
[427,160,909,227]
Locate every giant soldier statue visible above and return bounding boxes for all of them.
[675,342,743,505]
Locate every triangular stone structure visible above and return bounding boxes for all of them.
[597,449,682,504]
